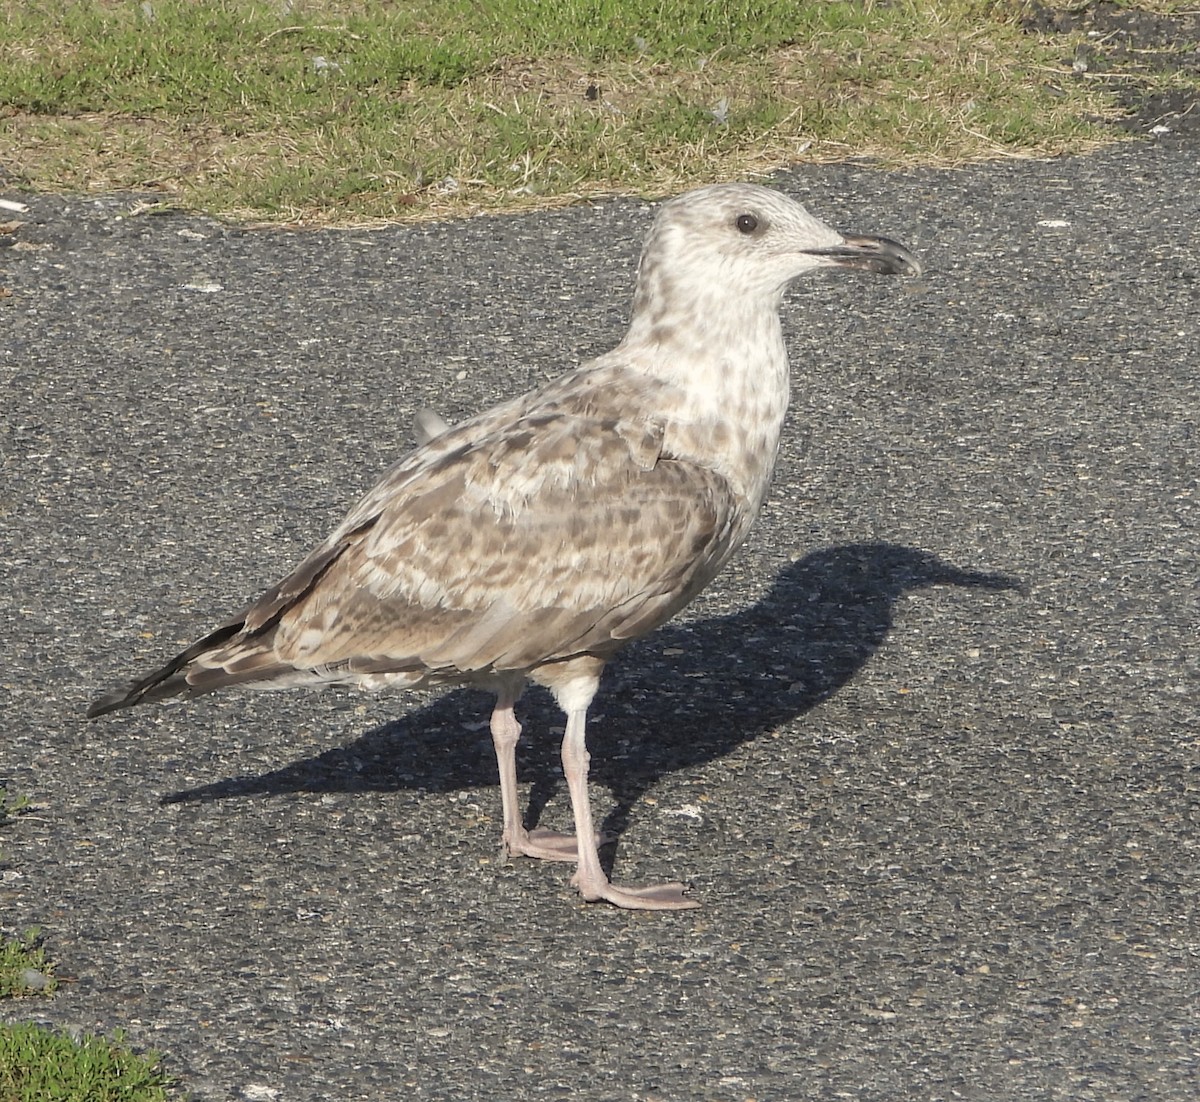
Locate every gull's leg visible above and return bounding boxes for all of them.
[490,679,600,862]
[552,674,699,911]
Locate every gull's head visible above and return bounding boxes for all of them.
[633,182,921,313]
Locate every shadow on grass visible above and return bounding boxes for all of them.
[162,541,1020,845]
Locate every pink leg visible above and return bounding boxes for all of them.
[489,684,599,862]
[559,706,699,911]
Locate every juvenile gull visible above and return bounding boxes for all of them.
[88,184,920,910]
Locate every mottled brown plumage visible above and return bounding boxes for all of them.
[89,183,920,909]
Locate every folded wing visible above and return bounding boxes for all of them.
[89,379,741,713]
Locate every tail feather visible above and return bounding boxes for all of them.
[88,500,369,719]
[85,619,244,719]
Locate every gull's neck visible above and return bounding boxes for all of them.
[616,276,792,513]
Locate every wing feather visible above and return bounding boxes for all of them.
[123,364,745,699]
[254,426,739,674]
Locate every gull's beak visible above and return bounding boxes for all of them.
[805,233,922,277]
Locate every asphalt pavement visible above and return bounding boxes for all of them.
[1,137,1197,1101]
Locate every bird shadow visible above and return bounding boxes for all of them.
[162,543,1021,852]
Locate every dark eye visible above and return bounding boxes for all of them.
[735,213,759,234]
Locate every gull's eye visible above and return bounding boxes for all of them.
[735,213,759,235]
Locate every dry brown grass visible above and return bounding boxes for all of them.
[0,1,1141,224]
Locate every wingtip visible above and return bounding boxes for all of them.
[85,685,136,719]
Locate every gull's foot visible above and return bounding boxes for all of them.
[504,827,612,862]
[571,871,700,911]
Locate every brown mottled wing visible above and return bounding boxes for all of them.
[196,400,741,683]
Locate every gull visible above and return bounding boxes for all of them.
[88,183,920,909]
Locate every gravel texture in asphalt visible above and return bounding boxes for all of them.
[1,136,1198,1100]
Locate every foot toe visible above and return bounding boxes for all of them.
[572,873,700,910]
[504,828,610,862]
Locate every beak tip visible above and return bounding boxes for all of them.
[814,233,922,278]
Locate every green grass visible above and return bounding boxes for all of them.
[1,797,113,1099]
[0,1023,172,1102]
[0,791,51,1001]
[0,789,30,876]
[0,798,170,1100]
[0,0,1140,223]
[0,931,55,999]
[0,793,28,832]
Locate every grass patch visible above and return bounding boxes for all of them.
[0,931,54,999]
[0,0,1141,222]
[0,792,28,832]
[1,794,57,1003]
[0,1022,172,1102]
[0,789,30,875]
[0,798,169,1099]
